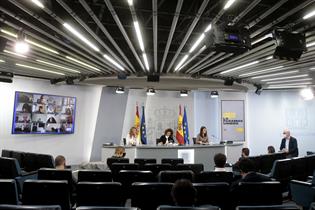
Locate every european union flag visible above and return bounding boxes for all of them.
[183,106,189,144]
[140,106,147,144]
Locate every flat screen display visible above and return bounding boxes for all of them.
[12,91,76,134]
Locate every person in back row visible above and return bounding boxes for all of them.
[241,147,250,158]
[267,145,276,154]
[214,153,227,172]
[280,129,298,157]
[55,155,66,170]
[171,179,197,206]
[112,146,126,158]
[196,126,209,144]
[158,128,175,145]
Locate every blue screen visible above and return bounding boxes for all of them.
[12,91,76,134]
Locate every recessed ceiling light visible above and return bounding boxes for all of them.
[63,23,100,52]
[303,10,315,20]
[146,88,156,96]
[204,23,212,33]
[4,50,27,58]
[266,78,312,84]
[300,88,314,100]
[103,54,124,71]
[210,91,219,98]
[0,29,18,38]
[142,53,150,71]
[175,55,189,71]
[15,41,30,54]
[224,0,237,10]
[25,39,59,54]
[116,87,125,94]
[180,90,188,97]
[16,63,65,75]
[266,85,307,89]
[251,33,272,45]
[307,41,315,48]
[265,56,273,60]
[31,0,44,8]
[239,66,283,77]
[133,21,145,52]
[0,59,5,63]
[36,60,80,73]
[189,33,205,53]
[66,56,101,72]
[127,0,133,6]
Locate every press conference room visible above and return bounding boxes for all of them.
[0,0,315,210]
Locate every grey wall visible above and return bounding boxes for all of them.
[90,87,129,161]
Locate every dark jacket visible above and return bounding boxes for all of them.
[280,136,298,157]
[158,135,175,145]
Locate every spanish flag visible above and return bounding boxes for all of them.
[176,105,185,145]
[134,104,140,141]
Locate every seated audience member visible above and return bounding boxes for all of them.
[55,155,66,170]
[196,126,209,144]
[280,129,299,157]
[233,158,271,186]
[267,146,276,154]
[126,127,140,146]
[112,146,126,158]
[171,179,197,206]
[158,128,175,145]
[214,153,227,171]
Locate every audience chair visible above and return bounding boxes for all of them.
[110,163,139,180]
[161,158,184,166]
[76,182,124,207]
[134,158,156,168]
[175,164,204,174]
[77,170,112,182]
[76,207,138,210]
[22,180,71,210]
[290,180,315,209]
[142,163,172,177]
[158,170,194,182]
[236,205,300,210]
[158,206,220,210]
[131,182,174,209]
[0,179,19,205]
[196,171,234,183]
[106,158,129,170]
[0,205,61,210]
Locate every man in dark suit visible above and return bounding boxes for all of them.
[280,129,299,158]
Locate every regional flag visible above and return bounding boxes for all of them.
[176,105,185,145]
[183,106,189,144]
[134,104,140,142]
[140,106,147,144]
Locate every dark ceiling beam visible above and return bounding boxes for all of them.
[152,0,158,72]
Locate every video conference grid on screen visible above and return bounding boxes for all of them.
[12,91,76,134]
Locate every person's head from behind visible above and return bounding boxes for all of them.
[239,158,256,178]
[171,179,196,206]
[214,153,226,168]
[267,146,275,154]
[129,127,137,137]
[164,128,173,137]
[283,129,291,139]
[55,155,66,170]
[241,147,250,158]
[199,126,207,137]
[114,146,126,158]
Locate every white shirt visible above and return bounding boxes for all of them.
[214,167,227,172]
[285,138,290,150]
[126,135,140,146]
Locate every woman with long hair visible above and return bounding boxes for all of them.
[126,126,140,146]
[158,128,175,145]
[196,126,209,144]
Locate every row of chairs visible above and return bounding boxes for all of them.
[0,179,283,210]
[248,153,286,174]
[0,205,304,210]
[1,150,54,172]
[107,158,186,169]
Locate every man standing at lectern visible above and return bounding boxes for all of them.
[280,129,299,158]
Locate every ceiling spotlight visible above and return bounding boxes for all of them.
[146,88,156,96]
[116,87,125,94]
[210,91,219,98]
[300,88,314,100]
[180,90,188,97]
[15,31,29,54]
[254,84,262,95]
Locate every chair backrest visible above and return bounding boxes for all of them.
[36,154,55,169]
[291,157,308,180]
[118,170,155,186]
[192,138,197,144]
[158,206,220,210]
[77,170,112,182]
[236,205,300,210]
[196,171,234,183]
[134,158,157,167]
[22,180,71,210]
[290,180,315,209]
[0,157,21,178]
[142,164,172,177]
[158,170,194,182]
[0,205,61,210]
[248,156,261,172]
[106,158,129,170]
[1,149,13,158]
[131,182,174,209]
[233,181,282,206]
[37,168,74,192]
[270,159,292,180]
[0,179,18,205]
[193,182,230,209]
[110,163,139,180]
[175,164,204,174]
[161,158,184,166]
[306,155,315,176]
[76,182,123,207]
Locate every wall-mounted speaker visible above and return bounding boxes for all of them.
[147,74,160,82]
[0,71,13,83]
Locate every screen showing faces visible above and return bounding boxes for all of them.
[12,91,76,134]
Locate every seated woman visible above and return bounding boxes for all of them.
[196,126,209,144]
[112,146,126,158]
[267,145,275,154]
[126,127,140,146]
[158,128,175,145]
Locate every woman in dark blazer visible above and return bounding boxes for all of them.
[158,128,175,145]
